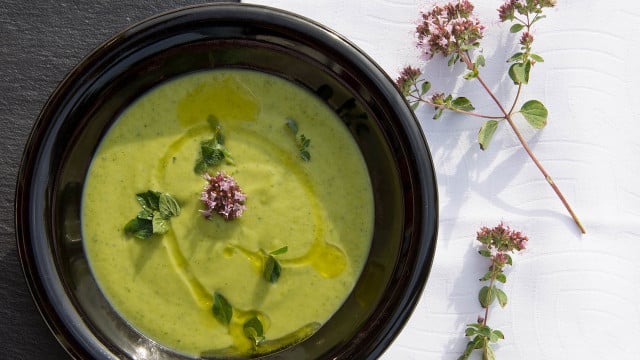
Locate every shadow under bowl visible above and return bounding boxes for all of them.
[15,3,438,359]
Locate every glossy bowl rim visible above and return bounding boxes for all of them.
[15,3,439,359]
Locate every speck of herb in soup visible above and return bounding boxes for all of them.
[262,246,288,283]
[285,118,311,161]
[194,115,235,174]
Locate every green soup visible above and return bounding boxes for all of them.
[81,69,374,356]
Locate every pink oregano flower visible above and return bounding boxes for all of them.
[200,171,246,220]
[416,0,484,58]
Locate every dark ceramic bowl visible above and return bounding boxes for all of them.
[15,3,438,359]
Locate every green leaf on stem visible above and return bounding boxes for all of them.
[480,270,493,282]
[496,273,507,283]
[463,69,478,80]
[496,288,508,308]
[451,97,475,111]
[433,108,444,120]
[530,53,545,62]
[492,330,505,340]
[479,285,496,308]
[411,102,420,111]
[478,249,492,257]
[520,100,548,128]
[421,81,431,96]
[506,52,524,63]
[508,61,531,84]
[476,54,486,67]
[478,120,499,150]
[510,23,525,33]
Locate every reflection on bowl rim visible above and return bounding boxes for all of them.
[15,3,439,359]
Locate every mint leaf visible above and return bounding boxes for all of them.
[520,100,548,128]
[137,209,154,220]
[152,212,169,235]
[126,190,180,239]
[478,120,499,150]
[194,117,234,174]
[263,255,282,283]
[212,292,233,326]
[136,190,160,211]
[243,316,265,346]
[124,218,153,239]
[159,193,181,219]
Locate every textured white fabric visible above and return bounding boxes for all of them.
[250,1,640,359]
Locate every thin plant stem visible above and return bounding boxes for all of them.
[459,51,586,234]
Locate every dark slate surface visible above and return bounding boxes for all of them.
[0,1,239,358]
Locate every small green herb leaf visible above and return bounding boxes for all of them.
[510,23,525,33]
[479,285,496,308]
[530,53,545,62]
[243,316,265,346]
[194,117,234,174]
[451,97,475,111]
[508,61,531,84]
[152,212,169,235]
[136,190,161,211]
[433,107,444,120]
[212,292,233,326]
[475,54,486,67]
[270,246,289,256]
[478,120,499,150]
[495,273,507,283]
[519,100,548,128]
[159,193,181,219]
[492,330,505,340]
[124,218,153,239]
[137,209,154,220]
[495,288,508,308]
[126,190,180,239]
[285,118,311,161]
[421,81,431,96]
[506,52,524,63]
[478,249,492,257]
[263,255,282,283]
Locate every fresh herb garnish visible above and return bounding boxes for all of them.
[243,316,265,347]
[262,246,288,283]
[194,115,234,174]
[124,190,181,239]
[285,118,311,161]
[212,292,233,326]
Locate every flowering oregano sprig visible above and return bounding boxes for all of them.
[397,0,586,234]
[459,223,528,360]
[200,171,247,220]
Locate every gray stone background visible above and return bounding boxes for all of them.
[0,1,237,358]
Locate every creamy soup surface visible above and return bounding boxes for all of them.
[82,69,374,356]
